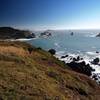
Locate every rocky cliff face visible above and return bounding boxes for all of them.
[0,41,100,100]
[0,27,35,39]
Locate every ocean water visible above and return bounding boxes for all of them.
[28,30,100,75]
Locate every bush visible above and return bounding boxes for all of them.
[48,49,56,55]
[27,47,34,54]
[37,47,42,50]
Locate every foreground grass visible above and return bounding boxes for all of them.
[0,41,100,100]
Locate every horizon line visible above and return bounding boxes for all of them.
[1,25,100,31]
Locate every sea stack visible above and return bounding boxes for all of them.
[96,33,100,37]
[70,32,74,36]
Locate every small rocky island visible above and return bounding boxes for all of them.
[0,27,35,39]
[70,32,74,36]
[40,30,52,37]
[96,33,100,37]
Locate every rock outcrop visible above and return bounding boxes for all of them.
[67,61,95,76]
[96,33,100,37]
[40,30,52,37]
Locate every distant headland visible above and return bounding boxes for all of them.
[0,27,35,39]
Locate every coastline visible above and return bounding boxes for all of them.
[55,51,100,83]
[0,27,100,83]
[0,37,38,42]
[0,40,99,99]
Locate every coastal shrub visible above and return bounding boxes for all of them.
[37,47,42,50]
[48,49,56,55]
[27,47,34,54]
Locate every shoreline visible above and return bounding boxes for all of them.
[0,35,100,83]
[0,37,38,42]
[55,51,100,83]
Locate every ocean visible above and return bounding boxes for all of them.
[27,30,100,76]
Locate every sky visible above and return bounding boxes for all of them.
[0,0,100,30]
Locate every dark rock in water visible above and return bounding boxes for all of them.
[73,58,77,62]
[67,61,94,76]
[72,56,81,62]
[96,51,99,53]
[61,56,66,59]
[73,56,80,62]
[92,74,98,81]
[48,49,56,55]
[70,58,73,60]
[92,74,97,79]
[80,58,83,60]
[96,33,100,37]
[92,58,99,65]
[77,56,80,61]
[65,55,68,57]
[92,73,100,84]
[70,32,74,36]
[40,31,52,37]
[61,55,68,59]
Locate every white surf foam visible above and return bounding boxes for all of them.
[54,42,60,48]
[55,51,100,76]
[85,33,96,38]
[86,51,97,56]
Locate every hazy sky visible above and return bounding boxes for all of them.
[0,0,100,30]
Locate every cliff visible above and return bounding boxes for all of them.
[0,41,100,100]
[0,27,35,39]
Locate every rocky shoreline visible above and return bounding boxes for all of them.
[55,51,100,84]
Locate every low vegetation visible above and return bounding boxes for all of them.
[0,41,100,100]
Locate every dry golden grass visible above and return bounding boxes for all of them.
[0,41,99,100]
[0,46,27,57]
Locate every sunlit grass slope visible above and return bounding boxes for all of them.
[0,41,100,100]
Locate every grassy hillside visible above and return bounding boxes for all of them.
[0,41,100,100]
